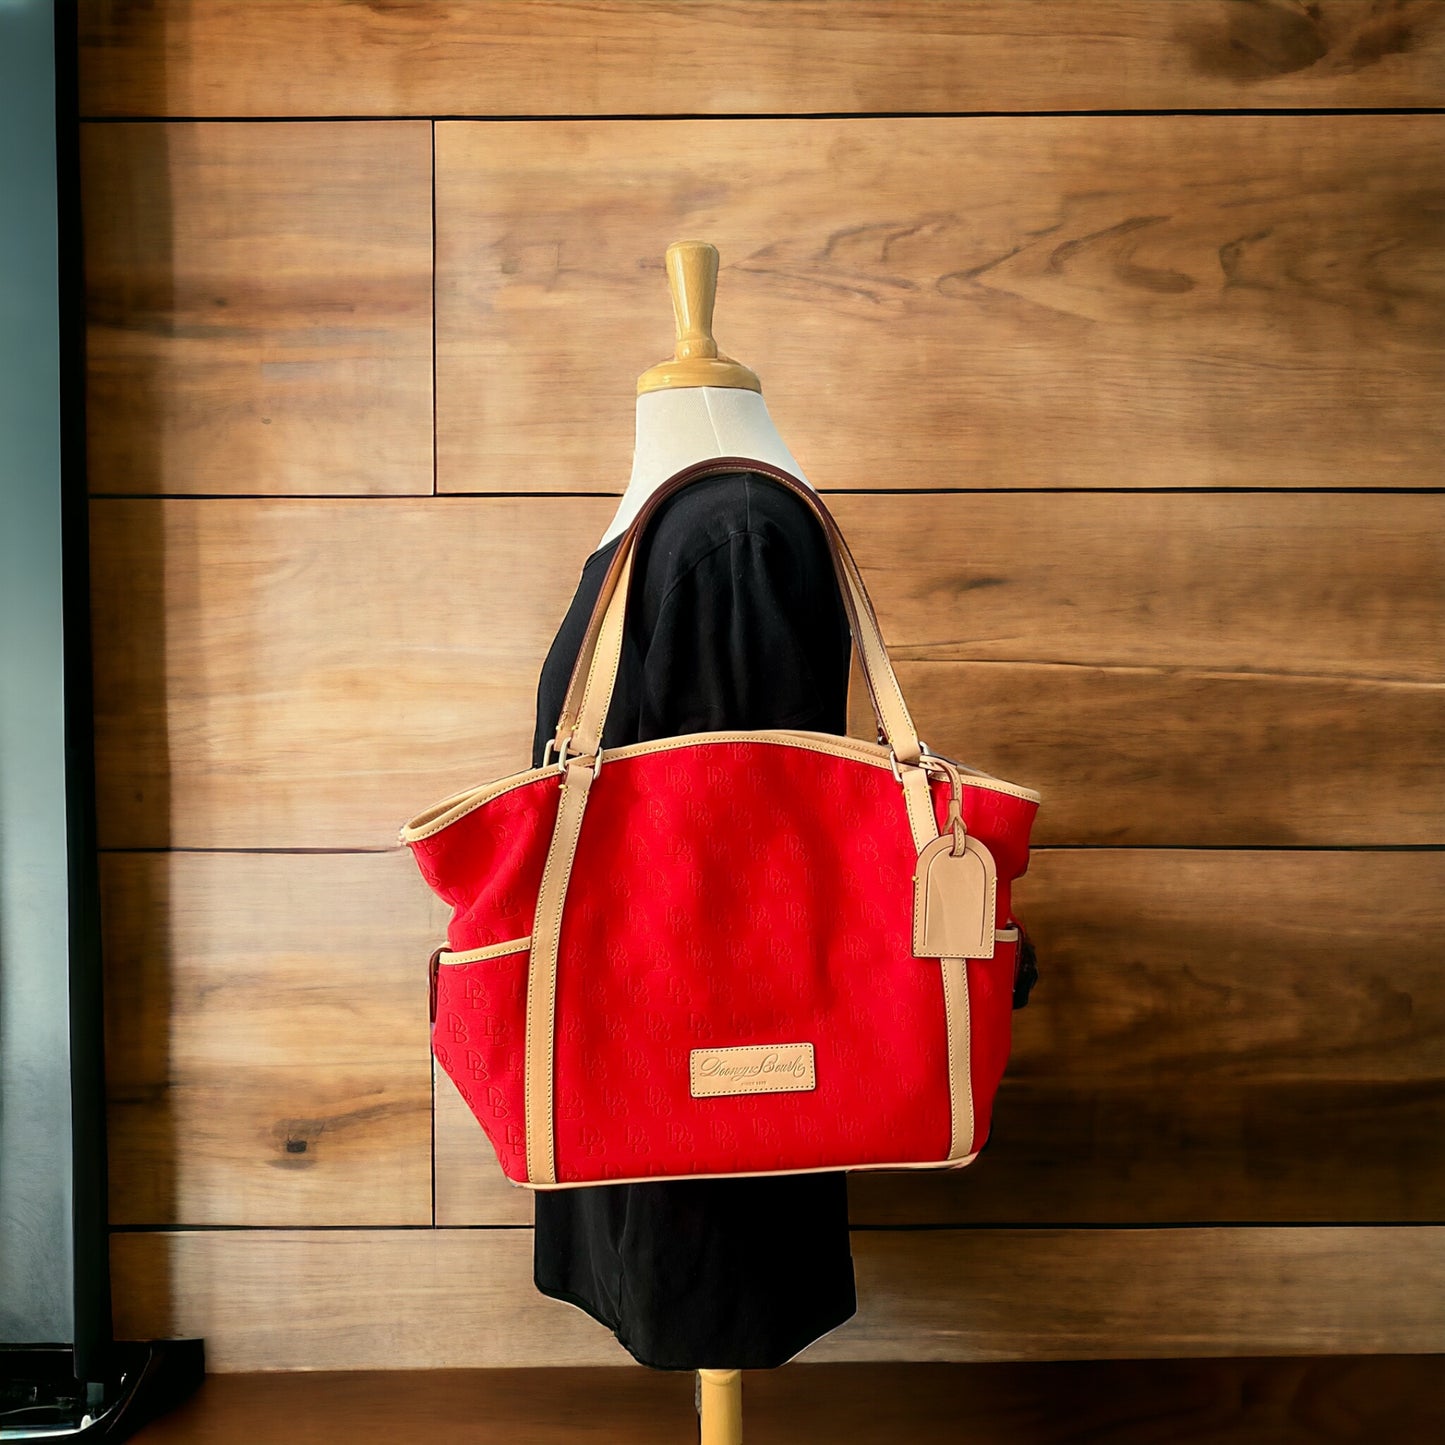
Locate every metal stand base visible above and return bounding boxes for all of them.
[1,1340,204,1441]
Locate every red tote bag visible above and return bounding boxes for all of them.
[399,456,1041,1188]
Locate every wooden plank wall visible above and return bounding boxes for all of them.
[79,0,1445,1381]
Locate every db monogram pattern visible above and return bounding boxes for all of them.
[415,738,1037,1185]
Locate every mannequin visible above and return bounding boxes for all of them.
[537,242,843,1439]
[599,381,811,550]
[621,245,784,1442]
[599,238,813,555]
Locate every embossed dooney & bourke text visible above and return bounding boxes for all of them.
[690,1043,817,1098]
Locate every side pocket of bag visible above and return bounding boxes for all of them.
[962,927,1014,1154]
[429,937,534,1184]
[964,920,1037,1159]
[1010,918,1039,1010]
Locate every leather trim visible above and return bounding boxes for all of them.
[937,964,972,1161]
[900,765,975,1162]
[911,833,998,959]
[398,727,1039,845]
[406,458,1043,1183]
[520,1151,981,1190]
[524,755,595,1184]
[552,455,924,766]
[399,774,535,840]
[435,937,532,965]
[690,1042,816,1098]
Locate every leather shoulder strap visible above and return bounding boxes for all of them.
[553,456,922,766]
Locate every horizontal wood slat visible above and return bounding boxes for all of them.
[435,849,1445,1227]
[827,492,1445,685]
[99,1358,1445,1445]
[854,1227,1445,1362]
[434,1054,531,1227]
[101,851,448,1226]
[897,661,1443,847]
[78,0,1445,1382]
[90,495,1443,850]
[100,844,1442,1229]
[1014,850,1444,1087]
[78,0,1445,118]
[442,1067,1445,1231]
[435,114,1445,493]
[109,1226,1445,1370]
[89,495,571,850]
[81,121,433,496]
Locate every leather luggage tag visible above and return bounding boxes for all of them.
[912,832,998,958]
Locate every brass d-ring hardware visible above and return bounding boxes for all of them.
[544,733,603,779]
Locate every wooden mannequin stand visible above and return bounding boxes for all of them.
[696,1368,743,1443]
[634,242,776,1444]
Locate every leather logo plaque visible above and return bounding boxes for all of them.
[690,1043,817,1098]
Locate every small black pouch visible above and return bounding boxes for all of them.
[1011,921,1039,1010]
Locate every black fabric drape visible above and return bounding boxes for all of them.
[527,468,859,1370]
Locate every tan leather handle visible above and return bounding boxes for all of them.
[551,455,922,767]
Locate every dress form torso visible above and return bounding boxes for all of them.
[528,390,859,1369]
[598,386,814,549]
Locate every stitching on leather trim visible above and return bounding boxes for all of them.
[689,1041,817,1097]
[951,956,974,1159]
[399,732,1040,842]
[855,590,914,755]
[529,1153,981,1189]
[692,1042,815,1055]
[437,936,531,965]
[400,763,579,840]
[558,459,912,767]
[541,762,591,1180]
[582,548,631,751]
[898,765,969,1160]
[901,765,976,1162]
[528,814,561,1184]
[964,959,975,1154]
[823,515,919,758]
[912,854,925,954]
[526,829,560,1185]
[899,766,934,852]
[939,960,957,1155]
[690,1079,816,1097]
[533,778,569,1181]
[527,761,592,1184]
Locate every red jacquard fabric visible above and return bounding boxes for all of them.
[413,739,1037,1185]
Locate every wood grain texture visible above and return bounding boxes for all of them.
[432,849,1445,1226]
[826,491,1445,685]
[852,1227,1445,1362]
[81,121,432,495]
[76,0,1445,1382]
[78,1,1445,118]
[109,1226,1445,1369]
[88,495,588,850]
[435,114,1445,493]
[434,1053,532,1226]
[119,1359,1445,1445]
[891,661,1443,847]
[101,850,448,1226]
[442,1076,1445,1231]
[853,849,1445,1224]
[89,494,1443,850]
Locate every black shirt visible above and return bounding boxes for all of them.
[528,468,859,1370]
